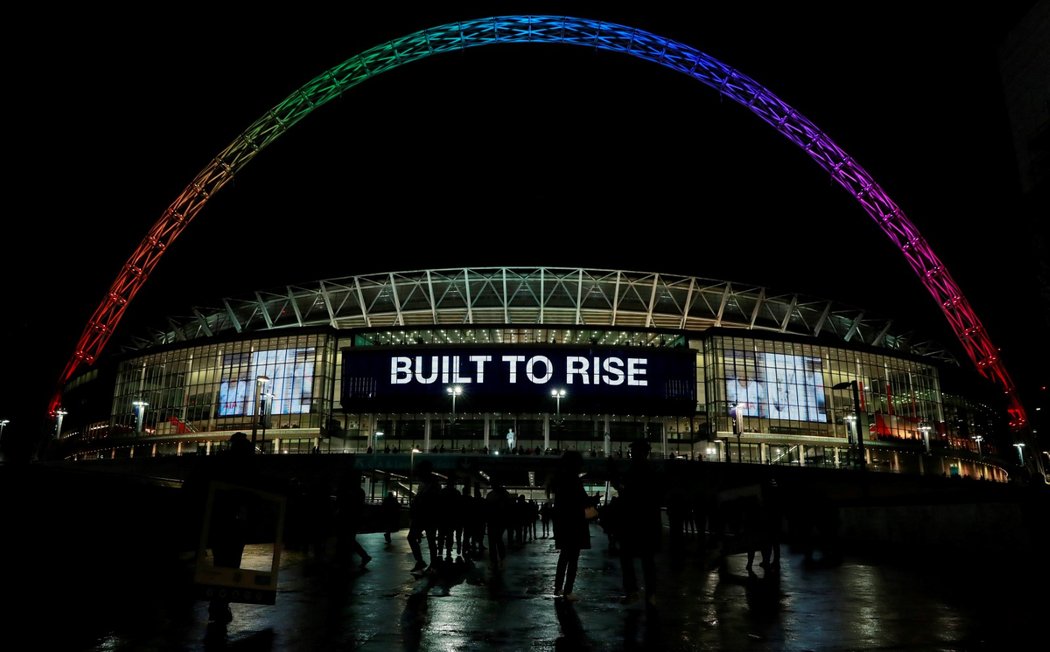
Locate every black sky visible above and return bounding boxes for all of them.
[2,3,1045,441]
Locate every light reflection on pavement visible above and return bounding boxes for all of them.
[37,529,1041,651]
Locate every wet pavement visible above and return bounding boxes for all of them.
[32,526,1042,651]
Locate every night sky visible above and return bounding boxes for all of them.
[2,3,1044,445]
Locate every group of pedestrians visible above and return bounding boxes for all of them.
[195,433,676,626]
[405,461,556,574]
[396,439,667,608]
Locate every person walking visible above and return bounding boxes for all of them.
[484,478,512,571]
[759,476,783,570]
[540,499,553,538]
[407,460,440,573]
[438,477,462,560]
[614,438,664,609]
[335,469,372,570]
[551,450,591,601]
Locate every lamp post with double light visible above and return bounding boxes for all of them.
[832,380,866,470]
[1013,442,1025,465]
[551,388,566,422]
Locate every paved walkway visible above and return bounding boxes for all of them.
[29,525,1040,651]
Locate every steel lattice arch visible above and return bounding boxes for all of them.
[121,267,958,364]
[54,15,1025,427]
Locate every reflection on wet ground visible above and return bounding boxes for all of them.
[20,528,1043,651]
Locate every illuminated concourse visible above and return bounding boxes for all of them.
[55,267,1008,481]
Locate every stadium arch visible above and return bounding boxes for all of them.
[52,15,1026,429]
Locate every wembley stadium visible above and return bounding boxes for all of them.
[53,266,1007,481]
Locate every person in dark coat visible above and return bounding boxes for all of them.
[187,431,257,624]
[484,478,513,570]
[614,438,664,609]
[408,460,441,573]
[335,469,372,569]
[551,450,591,600]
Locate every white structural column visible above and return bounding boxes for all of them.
[603,416,611,455]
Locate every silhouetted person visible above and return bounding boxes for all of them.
[614,438,664,609]
[467,485,487,558]
[301,475,332,560]
[408,460,440,573]
[335,469,372,570]
[759,477,783,569]
[438,478,462,559]
[512,494,528,546]
[540,499,553,538]
[195,431,256,624]
[551,450,591,600]
[740,494,765,573]
[485,479,513,570]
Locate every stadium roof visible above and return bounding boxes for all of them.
[122,267,957,363]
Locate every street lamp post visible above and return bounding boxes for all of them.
[410,447,421,498]
[731,403,744,463]
[973,435,984,479]
[447,385,462,447]
[446,385,462,422]
[918,421,932,453]
[251,375,271,450]
[551,388,566,421]
[0,419,9,442]
[260,392,273,453]
[132,400,149,434]
[832,380,867,470]
[55,408,67,440]
[844,413,857,466]
[1012,438,1029,466]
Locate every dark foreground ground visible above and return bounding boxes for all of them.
[2,461,1046,651]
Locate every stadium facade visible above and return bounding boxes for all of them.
[57,267,1008,481]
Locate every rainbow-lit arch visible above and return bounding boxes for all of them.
[54,15,1026,427]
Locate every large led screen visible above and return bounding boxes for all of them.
[341,346,696,416]
[725,350,827,422]
[218,348,315,416]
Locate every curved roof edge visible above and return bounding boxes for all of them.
[120,267,958,364]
